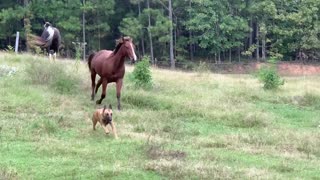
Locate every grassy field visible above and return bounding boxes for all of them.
[0,52,320,179]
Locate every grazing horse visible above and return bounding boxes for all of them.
[88,37,137,110]
[32,22,61,60]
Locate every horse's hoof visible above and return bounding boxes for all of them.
[96,100,101,105]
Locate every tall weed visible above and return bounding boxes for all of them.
[25,59,80,94]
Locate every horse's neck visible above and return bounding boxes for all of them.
[111,47,126,70]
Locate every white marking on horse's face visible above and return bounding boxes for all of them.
[46,26,54,41]
[129,42,137,62]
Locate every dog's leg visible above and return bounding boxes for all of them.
[92,116,97,130]
[110,122,118,139]
[103,125,110,134]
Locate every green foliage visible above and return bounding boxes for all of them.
[242,45,257,57]
[5,45,14,53]
[131,56,153,89]
[119,17,142,41]
[0,0,320,63]
[257,65,284,90]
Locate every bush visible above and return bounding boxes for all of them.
[194,61,210,74]
[257,66,284,90]
[131,56,153,89]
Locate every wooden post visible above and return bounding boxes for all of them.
[15,32,19,53]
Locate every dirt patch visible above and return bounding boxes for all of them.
[211,62,320,76]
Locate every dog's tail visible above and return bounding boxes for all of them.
[87,52,96,72]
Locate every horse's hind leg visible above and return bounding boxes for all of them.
[95,78,102,94]
[96,79,107,105]
[91,73,96,101]
[116,79,123,110]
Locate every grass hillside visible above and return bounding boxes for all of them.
[0,52,320,179]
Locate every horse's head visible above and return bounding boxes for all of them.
[117,37,137,63]
[44,22,52,29]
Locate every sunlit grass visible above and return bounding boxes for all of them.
[0,52,320,179]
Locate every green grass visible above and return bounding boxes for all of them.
[0,52,320,179]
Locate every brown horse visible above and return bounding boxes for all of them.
[88,37,137,110]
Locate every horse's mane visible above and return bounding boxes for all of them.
[113,36,132,54]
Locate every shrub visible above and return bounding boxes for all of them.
[194,61,210,74]
[256,56,284,90]
[257,66,284,90]
[131,56,153,89]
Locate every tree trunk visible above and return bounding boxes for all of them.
[249,18,253,60]
[238,46,241,62]
[23,0,30,52]
[138,2,145,56]
[256,22,260,61]
[229,49,232,63]
[189,0,194,61]
[214,53,217,64]
[262,38,266,61]
[168,0,175,69]
[147,0,154,64]
[174,16,177,59]
[261,23,266,61]
[82,0,86,61]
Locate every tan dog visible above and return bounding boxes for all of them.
[92,104,118,139]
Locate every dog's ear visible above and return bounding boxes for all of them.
[103,105,106,113]
[109,104,112,110]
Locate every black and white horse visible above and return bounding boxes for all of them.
[34,22,61,60]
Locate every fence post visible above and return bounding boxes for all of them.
[15,31,19,53]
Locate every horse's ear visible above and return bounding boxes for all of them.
[117,38,123,44]
[42,19,46,25]
[109,104,112,110]
[103,105,106,113]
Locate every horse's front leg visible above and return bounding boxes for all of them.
[53,52,57,61]
[96,79,107,105]
[91,73,96,101]
[116,79,123,110]
[47,48,52,61]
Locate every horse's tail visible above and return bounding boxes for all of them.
[87,52,96,72]
[28,34,49,48]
